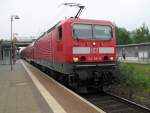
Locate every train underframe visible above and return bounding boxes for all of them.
[67,63,117,93]
[29,60,117,93]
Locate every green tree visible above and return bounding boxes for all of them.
[133,24,150,43]
[116,26,132,45]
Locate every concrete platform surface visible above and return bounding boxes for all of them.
[23,60,105,113]
[0,61,53,113]
[0,60,105,113]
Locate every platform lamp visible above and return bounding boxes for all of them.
[10,15,20,71]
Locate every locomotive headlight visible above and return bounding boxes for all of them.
[93,42,96,46]
[73,57,79,62]
[109,57,114,61]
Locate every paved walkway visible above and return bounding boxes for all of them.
[0,60,52,113]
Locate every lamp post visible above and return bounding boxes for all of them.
[10,15,20,71]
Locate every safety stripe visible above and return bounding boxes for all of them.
[21,61,67,113]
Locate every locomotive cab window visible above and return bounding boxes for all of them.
[73,23,112,40]
[73,24,92,39]
[93,25,112,40]
[58,26,62,40]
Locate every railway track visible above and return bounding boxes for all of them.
[30,62,150,113]
[81,92,150,113]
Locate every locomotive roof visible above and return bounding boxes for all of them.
[61,18,113,25]
[36,21,61,40]
[36,18,113,41]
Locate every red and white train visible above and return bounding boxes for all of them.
[21,17,117,92]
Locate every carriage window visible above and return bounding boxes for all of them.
[58,26,62,40]
[73,24,92,39]
[93,25,112,40]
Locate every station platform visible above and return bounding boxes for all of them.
[0,60,105,113]
[0,60,52,113]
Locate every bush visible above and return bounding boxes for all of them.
[118,63,150,93]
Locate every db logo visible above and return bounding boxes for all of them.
[90,48,99,53]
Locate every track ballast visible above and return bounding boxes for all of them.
[81,92,150,113]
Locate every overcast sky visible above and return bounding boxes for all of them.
[0,0,150,40]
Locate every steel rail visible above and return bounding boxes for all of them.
[105,92,150,112]
[81,92,150,113]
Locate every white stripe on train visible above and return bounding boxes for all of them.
[73,47,114,54]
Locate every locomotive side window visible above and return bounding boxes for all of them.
[93,25,112,40]
[58,26,62,40]
[73,24,92,39]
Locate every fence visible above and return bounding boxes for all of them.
[117,43,150,63]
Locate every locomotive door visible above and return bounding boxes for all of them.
[56,26,63,62]
[50,33,54,67]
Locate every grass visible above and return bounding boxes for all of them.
[118,63,150,93]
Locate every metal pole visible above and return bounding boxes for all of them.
[10,15,20,70]
[10,16,13,71]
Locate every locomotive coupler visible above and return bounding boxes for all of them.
[93,71,99,85]
[68,74,78,89]
[93,71,103,88]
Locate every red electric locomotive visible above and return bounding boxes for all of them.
[21,3,117,92]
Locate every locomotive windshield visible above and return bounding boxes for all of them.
[73,23,112,40]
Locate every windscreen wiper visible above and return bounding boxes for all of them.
[73,29,79,41]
